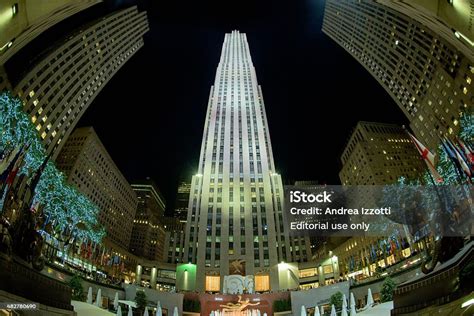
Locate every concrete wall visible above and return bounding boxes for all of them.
[0,290,75,316]
[278,262,299,291]
[41,264,125,305]
[350,267,421,307]
[290,281,350,316]
[124,284,183,315]
[176,263,197,291]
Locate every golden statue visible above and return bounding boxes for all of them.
[219,295,260,312]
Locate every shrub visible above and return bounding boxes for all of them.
[183,299,201,312]
[273,299,291,312]
[135,290,148,311]
[381,277,396,302]
[68,274,85,301]
[329,291,343,311]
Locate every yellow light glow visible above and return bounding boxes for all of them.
[0,8,13,27]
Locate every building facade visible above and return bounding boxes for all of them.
[0,0,102,92]
[163,216,185,264]
[322,0,473,150]
[14,6,149,158]
[130,179,167,261]
[174,181,191,222]
[182,31,304,292]
[56,126,138,249]
[339,121,425,185]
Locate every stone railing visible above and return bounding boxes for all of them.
[392,242,473,315]
[0,255,73,311]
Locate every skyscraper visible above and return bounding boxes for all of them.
[175,181,191,222]
[56,127,138,249]
[0,0,102,92]
[322,0,473,150]
[339,121,425,185]
[182,31,298,292]
[130,179,167,261]
[14,6,149,158]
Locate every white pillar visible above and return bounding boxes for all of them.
[150,267,157,289]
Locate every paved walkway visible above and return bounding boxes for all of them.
[72,301,115,316]
[358,302,393,316]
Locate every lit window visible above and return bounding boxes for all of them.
[205,276,220,292]
[255,275,270,292]
[36,124,41,131]
[29,90,34,97]
[41,131,47,139]
[31,116,37,123]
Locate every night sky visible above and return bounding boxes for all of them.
[74,0,408,211]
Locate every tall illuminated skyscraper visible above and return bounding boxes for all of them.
[14,6,149,158]
[183,31,307,292]
[322,0,473,150]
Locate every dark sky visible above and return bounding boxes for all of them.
[74,0,407,211]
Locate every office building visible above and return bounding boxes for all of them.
[175,181,191,222]
[56,127,138,249]
[0,0,101,92]
[130,179,167,261]
[182,31,306,292]
[322,0,473,150]
[163,216,185,264]
[14,6,149,158]
[339,121,425,185]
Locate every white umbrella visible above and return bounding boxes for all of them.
[350,303,357,316]
[320,305,324,316]
[114,292,119,310]
[330,304,336,316]
[210,312,215,316]
[263,313,268,316]
[301,305,307,316]
[342,306,348,316]
[156,304,162,316]
[128,305,133,316]
[350,293,356,308]
[144,307,149,316]
[157,301,161,309]
[342,294,348,310]
[257,310,261,316]
[116,305,122,316]
[366,288,374,308]
[87,287,93,304]
[95,289,102,307]
[314,305,321,316]
[173,306,178,316]
[350,292,357,316]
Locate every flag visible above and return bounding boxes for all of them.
[456,137,474,164]
[447,138,472,178]
[28,152,51,200]
[0,146,20,175]
[370,245,377,261]
[407,131,443,182]
[5,145,27,185]
[0,146,22,183]
[441,138,465,179]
